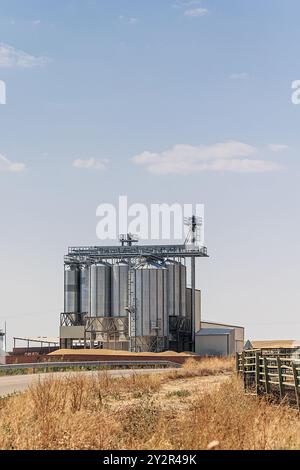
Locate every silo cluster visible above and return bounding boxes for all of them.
[64,258,187,345]
[64,262,127,317]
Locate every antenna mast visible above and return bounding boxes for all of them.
[119,233,139,247]
[184,215,203,247]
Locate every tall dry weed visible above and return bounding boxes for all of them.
[167,356,234,380]
[0,360,299,450]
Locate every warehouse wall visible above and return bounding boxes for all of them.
[195,334,229,356]
[201,321,244,354]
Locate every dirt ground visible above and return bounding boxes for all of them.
[106,372,231,412]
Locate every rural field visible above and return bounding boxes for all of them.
[0,357,300,450]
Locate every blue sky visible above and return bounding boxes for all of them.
[0,0,300,345]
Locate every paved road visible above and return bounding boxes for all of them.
[0,368,175,397]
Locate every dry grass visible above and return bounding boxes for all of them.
[152,379,300,450]
[167,356,234,380]
[0,357,299,450]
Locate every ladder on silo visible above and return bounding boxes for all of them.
[128,264,136,352]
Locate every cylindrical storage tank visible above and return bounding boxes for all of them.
[166,261,187,317]
[79,264,90,314]
[90,263,111,317]
[180,262,187,317]
[111,262,129,317]
[64,264,79,313]
[134,262,168,338]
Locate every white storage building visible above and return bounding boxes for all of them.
[195,321,244,356]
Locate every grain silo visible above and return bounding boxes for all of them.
[79,264,90,314]
[90,263,111,317]
[165,260,187,317]
[111,262,129,317]
[134,261,168,345]
[64,264,79,313]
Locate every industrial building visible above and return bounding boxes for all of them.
[195,321,244,356]
[244,339,300,356]
[60,218,244,354]
[60,217,208,352]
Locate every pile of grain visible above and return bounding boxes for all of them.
[48,348,195,357]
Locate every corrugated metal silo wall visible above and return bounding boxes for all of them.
[79,264,90,314]
[111,262,129,317]
[180,263,187,317]
[90,263,111,317]
[166,261,187,317]
[64,264,80,313]
[135,264,168,338]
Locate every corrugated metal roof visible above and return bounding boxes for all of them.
[201,320,244,330]
[249,340,300,349]
[196,328,233,336]
[14,336,59,344]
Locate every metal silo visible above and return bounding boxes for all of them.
[166,260,186,317]
[111,262,129,317]
[64,264,80,313]
[134,261,168,338]
[180,262,187,317]
[90,263,111,317]
[79,264,90,314]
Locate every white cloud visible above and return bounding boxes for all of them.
[119,15,139,25]
[32,19,41,26]
[0,154,26,172]
[72,158,108,171]
[173,1,209,17]
[173,0,203,8]
[229,72,248,80]
[132,141,283,174]
[267,144,289,153]
[0,43,49,68]
[184,7,208,17]
[206,159,282,173]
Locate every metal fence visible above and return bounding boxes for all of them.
[0,360,180,373]
[236,350,300,410]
